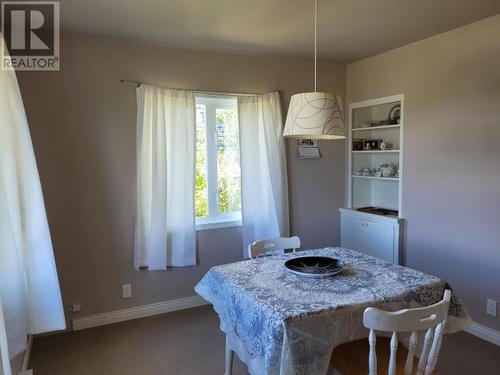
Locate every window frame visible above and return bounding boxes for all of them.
[195,94,242,231]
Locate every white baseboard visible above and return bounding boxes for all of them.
[72,295,209,331]
[464,322,500,346]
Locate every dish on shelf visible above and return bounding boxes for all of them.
[389,104,401,123]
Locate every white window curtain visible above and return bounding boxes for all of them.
[238,92,289,257]
[134,85,196,270]
[0,34,65,362]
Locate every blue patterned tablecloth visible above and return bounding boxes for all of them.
[195,247,471,375]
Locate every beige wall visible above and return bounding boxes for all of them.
[347,15,500,331]
[17,34,346,321]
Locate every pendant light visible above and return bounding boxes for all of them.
[283,0,345,139]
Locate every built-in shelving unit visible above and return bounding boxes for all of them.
[352,150,400,154]
[340,95,405,265]
[347,94,404,216]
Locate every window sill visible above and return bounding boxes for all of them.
[196,219,242,231]
[196,212,242,231]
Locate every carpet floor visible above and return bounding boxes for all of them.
[30,305,499,374]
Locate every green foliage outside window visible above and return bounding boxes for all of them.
[195,104,208,217]
[194,100,241,219]
[216,108,241,214]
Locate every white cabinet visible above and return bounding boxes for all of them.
[340,208,403,264]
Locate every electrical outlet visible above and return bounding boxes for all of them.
[486,299,497,317]
[122,283,132,298]
[72,303,82,313]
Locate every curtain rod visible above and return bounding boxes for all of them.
[120,79,265,97]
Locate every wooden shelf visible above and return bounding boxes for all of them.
[352,150,400,154]
[352,175,399,181]
[352,124,400,131]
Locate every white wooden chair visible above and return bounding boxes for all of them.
[248,236,301,258]
[0,297,13,375]
[331,289,451,375]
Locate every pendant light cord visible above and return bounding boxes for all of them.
[314,0,317,92]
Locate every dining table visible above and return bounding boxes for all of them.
[194,247,472,375]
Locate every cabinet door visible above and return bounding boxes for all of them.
[340,215,366,254]
[341,215,397,263]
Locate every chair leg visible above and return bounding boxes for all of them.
[225,336,234,375]
[0,298,13,375]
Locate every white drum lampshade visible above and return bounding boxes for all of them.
[283,92,345,139]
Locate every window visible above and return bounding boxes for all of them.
[195,95,241,230]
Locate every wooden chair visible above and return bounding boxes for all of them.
[331,290,451,375]
[248,236,301,258]
[0,297,13,375]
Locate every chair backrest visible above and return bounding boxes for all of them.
[0,297,13,375]
[248,236,301,258]
[363,289,451,375]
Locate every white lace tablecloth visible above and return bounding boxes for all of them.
[195,247,471,375]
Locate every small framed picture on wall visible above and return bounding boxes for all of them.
[297,139,319,148]
[297,139,320,159]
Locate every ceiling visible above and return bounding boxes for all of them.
[61,0,500,62]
